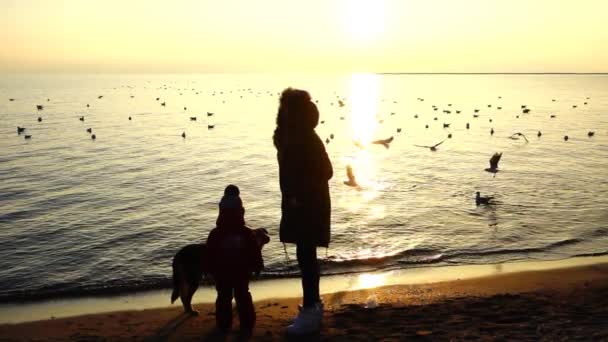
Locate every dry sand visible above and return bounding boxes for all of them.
[1,263,607,341]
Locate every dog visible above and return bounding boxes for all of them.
[171,228,270,315]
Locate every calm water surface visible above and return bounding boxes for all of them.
[0,73,607,301]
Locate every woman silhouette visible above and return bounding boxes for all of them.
[273,88,333,335]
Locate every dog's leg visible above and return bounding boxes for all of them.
[184,283,199,316]
[180,280,196,314]
[171,259,180,304]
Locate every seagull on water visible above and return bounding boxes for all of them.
[476,192,493,206]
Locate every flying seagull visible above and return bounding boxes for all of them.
[343,165,359,187]
[508,132,529,143]
[484,152,502,177]
[372,136,394,149]
[414,139,445,151]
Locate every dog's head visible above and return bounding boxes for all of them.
[252,228,270,249]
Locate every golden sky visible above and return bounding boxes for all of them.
[1,0,607,73]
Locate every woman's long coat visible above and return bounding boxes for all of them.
[277,132,332,247]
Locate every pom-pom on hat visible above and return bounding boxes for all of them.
[219,184,242,210]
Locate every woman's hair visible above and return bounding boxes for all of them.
[273,88,319,149]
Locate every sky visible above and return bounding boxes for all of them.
[1,0,607,73]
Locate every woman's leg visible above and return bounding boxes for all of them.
[296,242,320,307]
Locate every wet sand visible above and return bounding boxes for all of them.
[1,262,607,341]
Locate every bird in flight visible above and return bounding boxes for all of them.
[508,132,529,143]
[371,136,394,149]
[414,139,445,151]
[343,165,359,187]
[484,152,502,177]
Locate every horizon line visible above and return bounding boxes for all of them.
[1,71,607,75]
[380,72,608,75]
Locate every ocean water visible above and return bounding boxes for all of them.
[0,73,607,302]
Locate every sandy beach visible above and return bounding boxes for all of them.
[1,260,607,341]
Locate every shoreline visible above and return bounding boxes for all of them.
[0,257,606,340]
[0,255,606,326]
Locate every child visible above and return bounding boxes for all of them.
[205,185,264,335]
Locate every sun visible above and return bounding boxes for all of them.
[340,0,385,42]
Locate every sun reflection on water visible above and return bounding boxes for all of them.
[357,273,387,289]
[350,73,380,145]
[340,73,386,215]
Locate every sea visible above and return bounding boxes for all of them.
[1,73,607,303]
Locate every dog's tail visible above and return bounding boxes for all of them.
[171,258,180,304]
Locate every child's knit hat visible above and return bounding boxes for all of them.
[219,184,242,210]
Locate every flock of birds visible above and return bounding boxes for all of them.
[332,95,597,207]
[9,88,599,207]
[13,92,223,141]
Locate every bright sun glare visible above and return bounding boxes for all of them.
[350,73,379,144]
[357,273,387,289]
[340,0,385,41]
[346,74,379,191]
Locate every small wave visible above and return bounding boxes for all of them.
[0,238,592,303]
[0,277,174,304]
[547,238,582,248]
[445,238,583,260]
[572,250,608,258]
[263,248,445,277]
[588,227,608,238]
[0,208,42,222]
